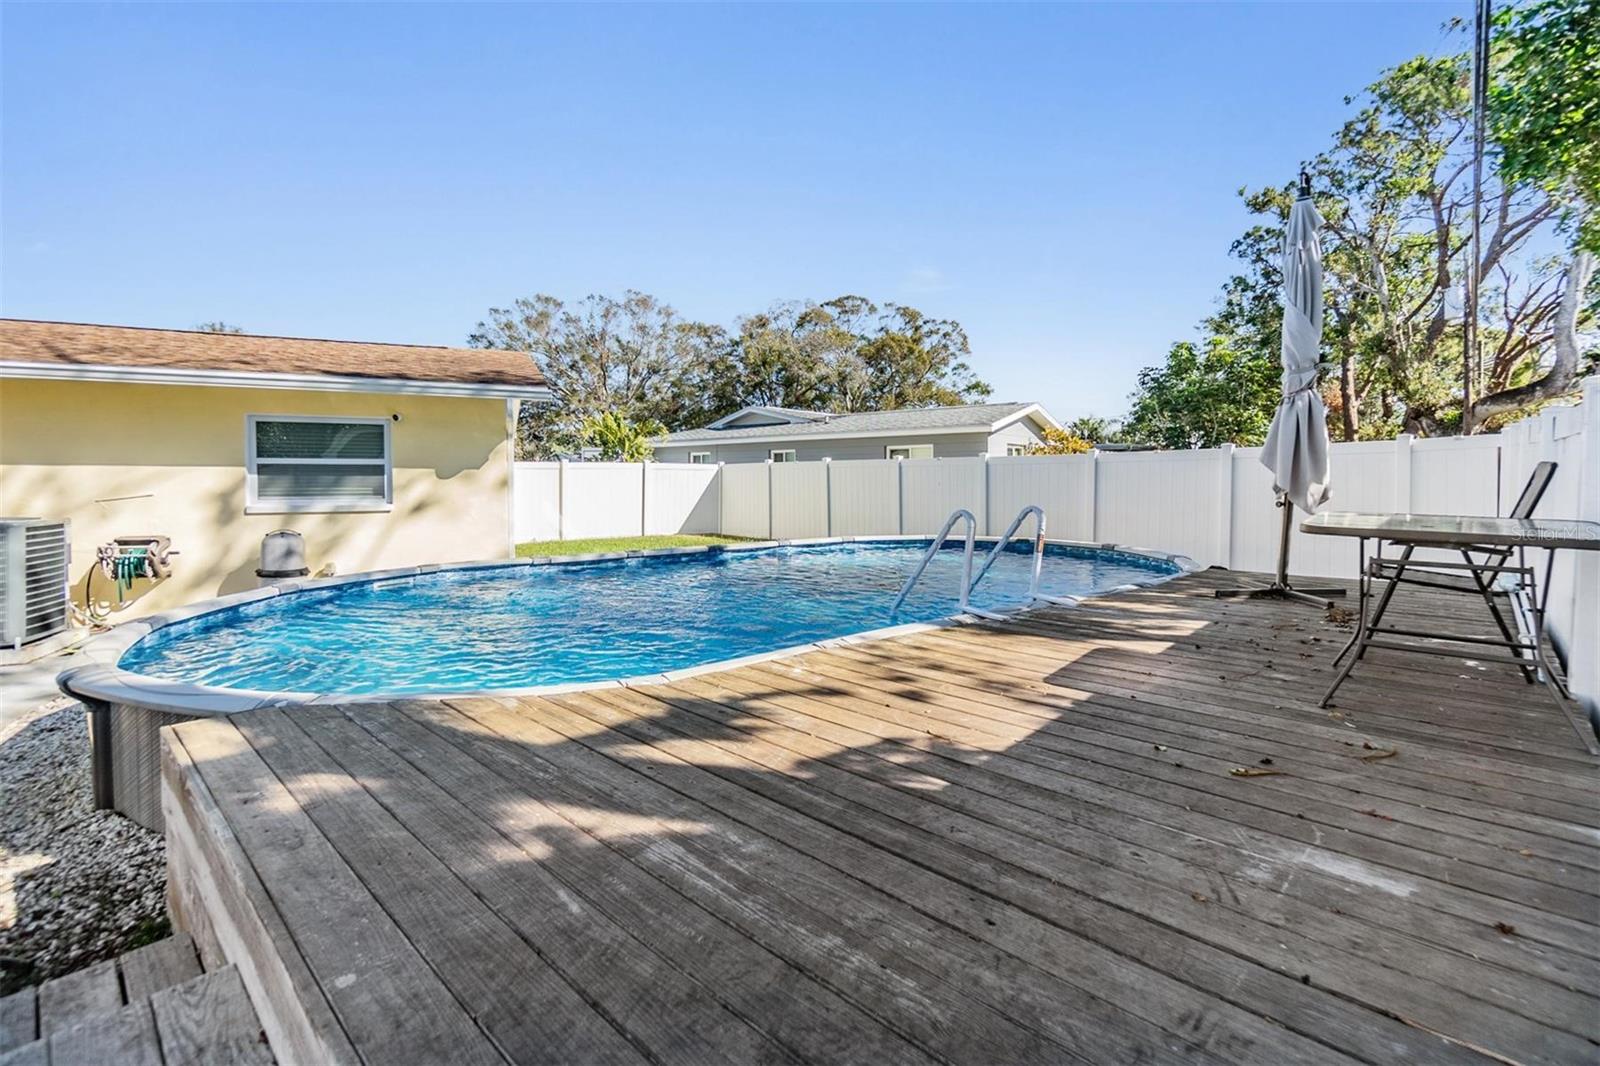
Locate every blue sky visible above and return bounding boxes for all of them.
[2,2,1461,423]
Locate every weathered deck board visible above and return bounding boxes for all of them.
[0,989,36,1053]
[638,672,1597,1045]
[173,719,501,1066]
[424,695,1229,1064]
[116,934,201,1003]
[35,962,120,1038]
[47,999,163,1066]
[166,573,1599,1066]
[149,967,277,1066]
[727,654,1600,988]
[781,642,1600,890]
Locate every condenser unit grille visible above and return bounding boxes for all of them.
[1,519,72,650]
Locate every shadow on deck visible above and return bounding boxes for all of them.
[161,571,1599,1066]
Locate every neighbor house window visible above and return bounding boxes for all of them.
[885,444,934,460]
[770,449,797,462]
[1006,443,1028,456]
[247,415,392,512]
[688,452,712,464]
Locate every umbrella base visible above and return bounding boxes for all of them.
[1215,582,1347,609]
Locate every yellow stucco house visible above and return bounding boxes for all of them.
[0,319,548,626]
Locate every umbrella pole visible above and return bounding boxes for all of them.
[1215,495,1347,607]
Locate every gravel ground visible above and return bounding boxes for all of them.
[0,697,167,995]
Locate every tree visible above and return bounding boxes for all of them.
[1064,416,1114,444]
[1025,427,1093,455]
[471,291,993,457]
[846,303,992,410]
[1129,12,1592,443]
[469,291,718,457]
[1491,0,1599,253]
[1124,337,1280,448]
[1472,0,1599,424]
[580,412,666,462]
[720,300,859,414]
[195,321,243,333]
[700,296,990,415]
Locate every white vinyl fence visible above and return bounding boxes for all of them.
[512,461,719,543]
[513,381,1598,715]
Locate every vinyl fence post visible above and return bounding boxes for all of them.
[822,458,833,537]
[639,461,649,537]
[766,458,775,540]
[1084,449,1099,543]
[557,458,568,541]
[1216,444,1235,568]
[897,458,906,535]
[1574,377,1600,729]
[1394,434,1414,512]
[983,456,992,538]
[716,462,727,536]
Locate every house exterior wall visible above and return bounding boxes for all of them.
[986,419,1047,455]
[655,431,995,464]
[0,377,513,621]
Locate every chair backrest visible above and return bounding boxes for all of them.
[1509,461,1558,519]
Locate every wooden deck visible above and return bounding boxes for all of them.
[161,572,1599,1066]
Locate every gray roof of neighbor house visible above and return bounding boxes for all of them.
[664,402,1055,443]
[0,319,548,397]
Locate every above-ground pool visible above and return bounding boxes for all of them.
[116,539,1183,697]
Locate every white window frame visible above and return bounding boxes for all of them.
[885,444,934,460]
[1005,443,1029,456]
[246,414,393,514]
[769,449,797,463]
[688,451,713,465]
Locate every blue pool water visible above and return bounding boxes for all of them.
[118,540,1179,696]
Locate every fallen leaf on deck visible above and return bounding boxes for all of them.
[1229,767,1284,777]
[1360,809,1394,820]
[1358,748,1398,761]
[1494,922,1516,936]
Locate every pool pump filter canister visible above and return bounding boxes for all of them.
[258,528,310,580]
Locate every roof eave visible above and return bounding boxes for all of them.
[702,404,829,430]
[662,422,1005,446]
[0,360,551,401]
[990,403,1062,434]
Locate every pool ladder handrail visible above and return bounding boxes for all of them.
[890,509,977,617]
[965,504,1079,620]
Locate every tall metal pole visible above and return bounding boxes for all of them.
[1465,0,1491,433]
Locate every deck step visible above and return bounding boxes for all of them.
[35,961,120,1038]
[0,968,270,1066]
[43,997,162,1066]
[0,937,271,1066]
[0,987,36,1053]
[149,967,273,1066]
[118,935,202,1002]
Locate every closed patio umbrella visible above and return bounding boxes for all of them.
[1217,170,1345,608]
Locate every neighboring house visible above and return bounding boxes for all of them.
[655,402,1059,464]
[0,319,548,622]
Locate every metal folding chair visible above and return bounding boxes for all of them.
[1333,462,1562,689]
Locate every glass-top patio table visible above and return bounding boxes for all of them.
[1302,511,1600,753]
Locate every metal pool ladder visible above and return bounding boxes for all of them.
[966,505,1079,619]
[891,509,978,616]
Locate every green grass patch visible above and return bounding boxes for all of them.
[124,915,173,951]
[515,534,753,558]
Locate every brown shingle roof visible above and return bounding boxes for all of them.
[0,319,545,390]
